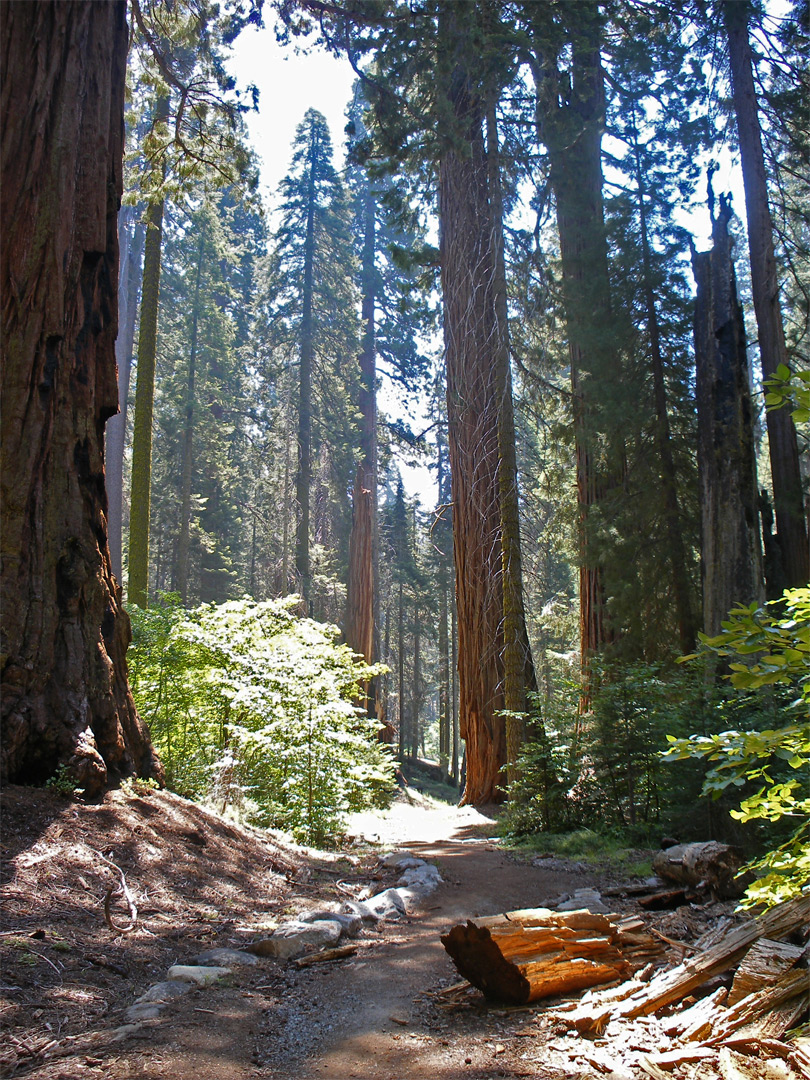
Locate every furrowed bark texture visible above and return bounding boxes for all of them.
[724,0,809,588]
[692,208,764,634]
[438,5,505,804]
[487,105,535,782]
[0,0,161,793]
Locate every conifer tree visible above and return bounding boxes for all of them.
[344,84,431,732]
[272,108,359,611]
[125,0,256,607]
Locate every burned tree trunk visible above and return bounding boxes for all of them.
[691,206,764,634]
[0,1,161,794]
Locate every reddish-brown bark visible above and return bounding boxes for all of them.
[438,5,506,805]
[0,1,162,794]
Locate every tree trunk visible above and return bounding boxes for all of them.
[107,205,144,583]
[438,4,505,804]
[346,184,387,733]
[412,605,421,760]
[176,232,205,603]
[397,579,405,760]
[691,206,764,634]
[437,431,452,777]
[630,112,698,654]
[487,104,538,785]
[723,0,809,589]
[531,4,617,710]
[0,0,161,794]
[295,130,317,609]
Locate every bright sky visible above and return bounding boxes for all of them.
[228,24,357,205]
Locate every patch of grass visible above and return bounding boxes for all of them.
[621,858,654,878]
[503,827,654,875]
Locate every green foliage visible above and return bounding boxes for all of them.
[505,662,710,840]
[667,588,810,906]
[120,776,160,797]
[45,764,80,798]
[129,595,395,844]
[764,364,810,426]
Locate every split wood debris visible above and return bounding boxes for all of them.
[440,907,664,1005]
[441,894,810,1078]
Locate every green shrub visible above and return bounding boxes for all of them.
[129,595,395,844]
[666,588,810,906]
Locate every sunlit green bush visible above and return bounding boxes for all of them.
[128,595,395,844]
[666,588,810,906]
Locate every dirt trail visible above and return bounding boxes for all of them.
[262,816,597,1080]
[1,789,613,1080]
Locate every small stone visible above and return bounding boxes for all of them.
[249,920,341,960]
[196,948,259,967]
[166,965,231,984]
[124,1002,163,1022]
[299,910,362,938]
[341,900,381,925]
[378,850,418,868]
[556,897,609,913]
[136,980,191,1004]
[364,888,407,920]
[112,1023,144,1041]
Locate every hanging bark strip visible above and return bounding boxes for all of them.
[1,0,161,792]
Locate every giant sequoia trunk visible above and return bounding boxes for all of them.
[0,1,161,794]
[692,207,764,634]
[723,0,809,590]
[437,5,505,804]
[487,105,537,782]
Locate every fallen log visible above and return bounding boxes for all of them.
[440,908,663,1006]
[651,842,746,899]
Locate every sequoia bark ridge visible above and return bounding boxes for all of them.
[0,1,162,793]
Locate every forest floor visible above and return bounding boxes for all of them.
[0,783,788,1080]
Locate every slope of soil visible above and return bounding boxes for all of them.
[0,784,750,1080]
